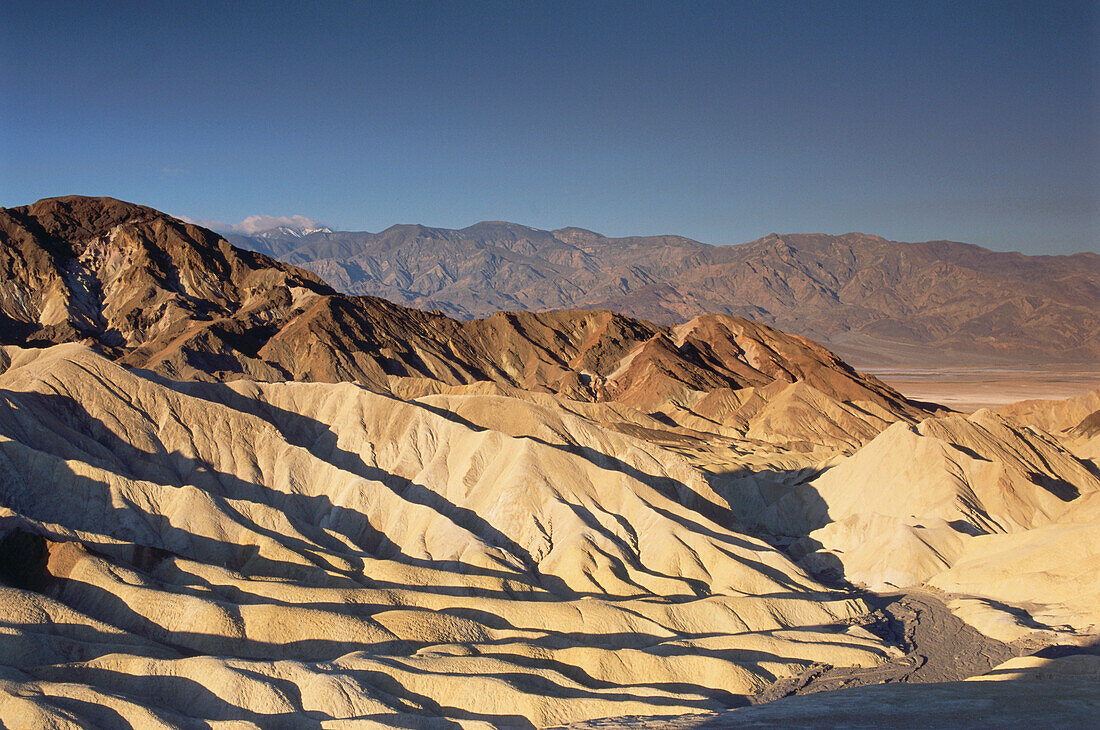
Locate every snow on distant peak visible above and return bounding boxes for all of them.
[231,214,330,236]
[264,224,335,238]
[180,214,333,236]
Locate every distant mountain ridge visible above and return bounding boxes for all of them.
[224,222,714,317]
[227,222,1100,367]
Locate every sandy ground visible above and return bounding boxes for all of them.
[866,369,1100,413]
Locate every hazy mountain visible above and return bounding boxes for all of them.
[226,222,712,318]
[230,223,1100,367]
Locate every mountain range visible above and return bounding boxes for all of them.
[0,196,926,448]
[227,221,1100,368]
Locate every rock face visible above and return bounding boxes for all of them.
[229,222,1100,367]
[0,195,331,351]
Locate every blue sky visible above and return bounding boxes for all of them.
[2,1,1097,253]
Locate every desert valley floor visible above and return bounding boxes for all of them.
[0,198,1097,727]
[871,369,1100,414]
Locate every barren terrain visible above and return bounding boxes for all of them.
[1,197,1097,727]
[871,369,1100,413]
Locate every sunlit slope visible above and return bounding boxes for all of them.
[999,388,1100,466]
[0,345,896,727]
[720,407,1100,639]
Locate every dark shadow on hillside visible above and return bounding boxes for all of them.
[1077,456,1100,480]
[1026,470,1080,501]
[133,379,767,584]
[701,465,846,582]
[0,388,573,595]
[31,696,138,730]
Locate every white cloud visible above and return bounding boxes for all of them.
[177,214,327,235]
[232,214,326,234]
[176,214,221,228]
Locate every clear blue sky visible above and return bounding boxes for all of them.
[2,1,1097,253]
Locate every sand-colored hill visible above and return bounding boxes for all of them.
[1,345,1095,725]
[998,388,1100,465]
[0,344,904,727]
[713,408,1100,640]
[998,388,1100,434]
